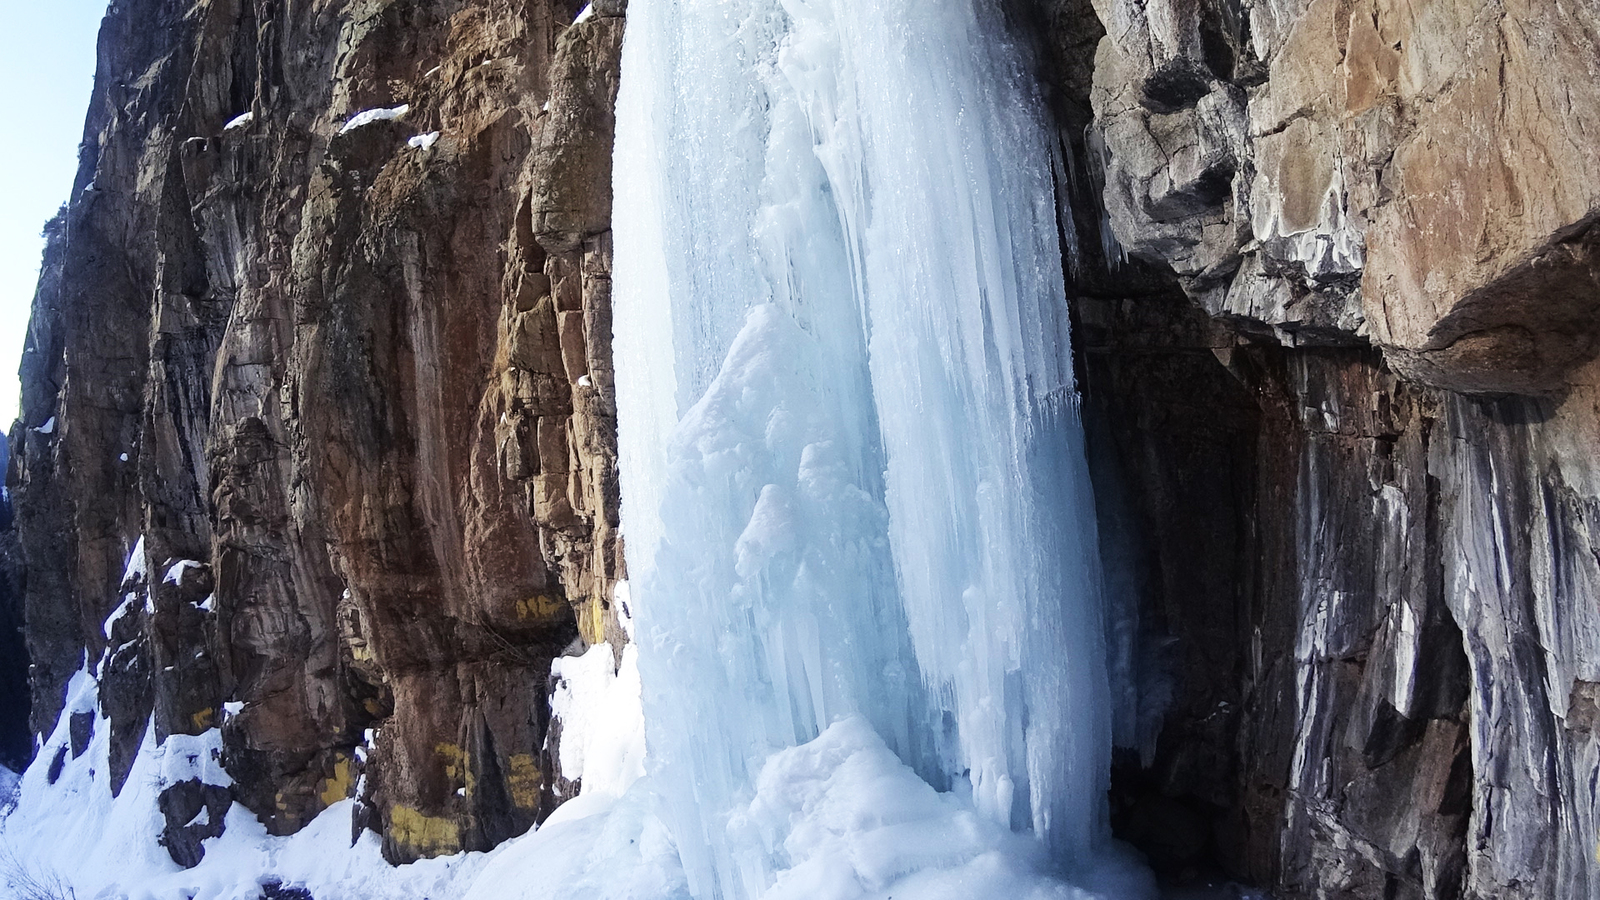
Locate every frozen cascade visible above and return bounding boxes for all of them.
[612,0,1135,898]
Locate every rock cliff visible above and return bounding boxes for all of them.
[7,0,1598,898]
[12,0,624,864]
[1030,0,1600,897]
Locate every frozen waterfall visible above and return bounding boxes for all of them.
[611,0,1133,897]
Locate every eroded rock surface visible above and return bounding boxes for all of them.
[1089,0,1600,395]
[1046,0,1600,897]
[12,0,624,864]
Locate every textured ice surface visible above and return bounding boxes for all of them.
[739,718,1150,900]
[612,0,1134,896]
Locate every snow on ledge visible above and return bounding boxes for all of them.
[102,594,135,639]
[121,535,149,585]
[163,558,204,586]
[339,104,410,134]
[223,111,254,130]
[407,131,441,151]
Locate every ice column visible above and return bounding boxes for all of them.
[612,0,1113,896]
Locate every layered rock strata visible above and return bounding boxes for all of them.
[12,0,624,864]
[1033,0,1600,897]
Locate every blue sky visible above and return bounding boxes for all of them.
[0,1,106,423]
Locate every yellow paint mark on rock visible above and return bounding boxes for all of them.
[320,755,354,807]
[435,742,475,795]
[578,598,606,645]
[190,707,216,731]
[507,753,542,809]
[389,805,461,857]
[515,594,567,621]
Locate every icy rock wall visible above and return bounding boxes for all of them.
[612,0,1116,896]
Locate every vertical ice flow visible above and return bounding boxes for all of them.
[612,0,1114,896]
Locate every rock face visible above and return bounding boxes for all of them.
[1031,0,1600,897]
[12,0,624,864]
[1086,0,1600,396]
[0,432,27,774]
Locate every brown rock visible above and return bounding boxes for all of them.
[1089,0,1600,394]
[13,0,625,864]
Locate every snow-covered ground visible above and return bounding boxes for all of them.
[0,639,649,900]
[0,669,490,900]
[0,655,1173,900]
[0,667,1259,899]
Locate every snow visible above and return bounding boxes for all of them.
[739,719,1154,900]
[123,535,149,585]
[577,374,592,386]
[613,580,634,639]
[198,593,216,611]
[339,104,410,134]
[102,593,136,638]
[549,643,645,799]
[424,65,442,78]
[460,789,689,900]
[408,130,441,150]
[573,3,595,23]
[163,558,204,586]
[34,416,54,434]
[223,111,254,130]
[120,452,130,461]
[0,669,494,900]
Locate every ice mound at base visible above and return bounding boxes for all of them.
[463,715,1155,900]
[738,718,1155,900]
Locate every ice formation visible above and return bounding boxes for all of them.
[611,0,1136,896]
